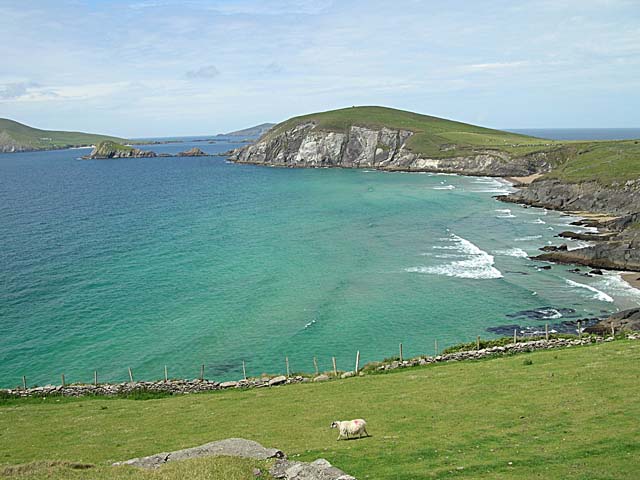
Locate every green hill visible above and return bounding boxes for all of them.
[0,118,128,153]
[1,339,638,479]
[262,106,640,183]
[266,106,559,158]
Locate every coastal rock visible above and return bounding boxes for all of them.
[230,122,553,176]
[585,308,640,334]
[313,374,330,382]
[85,141,156,159]
[177,147,209,157]
[270,458,355,480]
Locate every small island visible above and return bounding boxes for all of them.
[84,141,217,159]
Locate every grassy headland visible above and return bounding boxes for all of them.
[1,339,638,479]
[0,118,127,152]
[263,106,640,185]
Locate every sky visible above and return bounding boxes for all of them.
[1,0,639,137]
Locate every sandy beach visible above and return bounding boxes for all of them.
[622,272,640,290]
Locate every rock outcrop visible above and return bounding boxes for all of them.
[84,141,156,159]
[230,122,555,176]
[585,308,640,334]
[114,438,355,479]
[499,180,640,271]
[177,147,209,157]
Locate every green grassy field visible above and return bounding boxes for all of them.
[1,340,638,479]
[0,118,127,152]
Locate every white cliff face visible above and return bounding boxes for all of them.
[232,122,550,176]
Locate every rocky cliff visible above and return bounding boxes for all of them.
[230,122,554,176]
[499,180,640,271]
[85,141,157,159]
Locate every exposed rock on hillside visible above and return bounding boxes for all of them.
[230,122,554,176]
[84,141,156,159]
[585,308,640,334]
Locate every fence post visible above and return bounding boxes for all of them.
[399,343,403,362]
[200,364,205,381]
[434,339,438,356]
[164,365,168,382]
[242,360,247,380]
[476,335,481,350]
[513,329,517,344]
[578,320,582,339]
[355,350,360,374]
[611,324,615,337]
[94,370,98,386]
[332,357,337,377]
[313,357,319,376]
[61,374,65,387]
[128,367,134,383]
[285,356,290,378]
[545,323,549,340]
[22,376,27,390]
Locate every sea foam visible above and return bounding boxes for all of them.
[494,248,528,258]
[406,234,503,279]
[566,279,614,302]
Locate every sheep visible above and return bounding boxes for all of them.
[330,419,369,440]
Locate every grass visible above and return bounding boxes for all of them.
[264,106,640,184]
[1,340,638,479]
[0,457,274,479]
[0,118,127,151]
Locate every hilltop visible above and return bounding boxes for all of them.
[0,118,127,153]
[223,122,275,138]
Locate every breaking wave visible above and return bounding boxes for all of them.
[494,248,529,258]
[406,234,503,279]
[565,279,614,302]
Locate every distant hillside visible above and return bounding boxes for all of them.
[223,123,275,138]
[0,118,127,153]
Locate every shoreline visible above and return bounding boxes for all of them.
[499,176,640,294]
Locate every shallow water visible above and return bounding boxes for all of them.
[1,140,638,387]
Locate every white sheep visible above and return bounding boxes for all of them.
[330,419,369,440]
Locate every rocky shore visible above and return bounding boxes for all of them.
[5,335,637,399]
[84,142,217,159]
[497,180,640,272]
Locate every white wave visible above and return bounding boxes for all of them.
[547,227,554,230]
[528,218,546,224]
[596,273,640,299]
[304,319,317,329]
[566,279,614,302]
[496,213,516,218]
[539,308,563,319]
[514,235,543,242]
[494,248,528,258]
[406,234,503,279]
[495,209,512,213]
[432,185,456,190]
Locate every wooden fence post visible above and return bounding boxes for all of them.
[242,361,247,380]
[545,323,549,340]
[22,376,27,390]
[332,357,337,377]
[434,339,438,355]
[164,365,168,382]
[128,367,134,383]
[399,343,403,362]
[200,364,205,381]
[61,374,65,387]
[514,329,517,344]
[355,350,360,374]
[313,357,319,376]
[476,335,481,350]
[285,356,290,378]
[94,370,98,386]
[611,324,615,337]
[578,320,582,339]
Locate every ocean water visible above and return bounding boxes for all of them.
[507,128,640,141]
[1,139,639,388]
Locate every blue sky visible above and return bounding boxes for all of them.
[1,0,639,137]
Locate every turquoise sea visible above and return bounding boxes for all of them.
[1,136,639,388]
